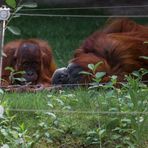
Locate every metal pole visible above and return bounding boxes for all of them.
[0,20,6,86]
[0,6,10,86]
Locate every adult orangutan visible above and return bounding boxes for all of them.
[52,18,148,85]
[2,39,56,86]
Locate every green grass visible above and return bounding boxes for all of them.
[1,81,148,147]
[5,16,106,67]
[5,15,148,66]
[1,13,148,147]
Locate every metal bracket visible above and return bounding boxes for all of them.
[0,6,10,21]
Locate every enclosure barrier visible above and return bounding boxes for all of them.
[0,6,10,86]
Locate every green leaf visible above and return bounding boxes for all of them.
[125,141,135,148]
[5,0,16,8]
[92,77,101,83]
[5,66,15,72]
[13,70,25,75]
[46,112,56,119]
[132,71,140,77]
[22,2,37,8]
[62,105,71,110]
[88,64,95,71]
[99,129,106,137]
[20,123,25,131]
[93,61,103,72]
[109,108,118,112]
[87,130,97,136]
[111,75,117,80]
[0,89,4,94]
[55,98,64,106]
[144,41,148,44]
[139,56,148,60]
[47,102,53,108]
[7,26,21,35]
[111,134,121,140]
[1,129,8,136]
[15,5,23,13]
[79,71,92,76]
[121,118,131,124]
[95,72,106,79]
[110,75,117,84]
[14,77,26,82]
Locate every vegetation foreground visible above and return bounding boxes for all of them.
[0,75,148,148]
[0,8,147,147]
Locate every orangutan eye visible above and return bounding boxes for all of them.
[23,62,28,66]
[22,62,29,67]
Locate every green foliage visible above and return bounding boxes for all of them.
[94,72,106,82]
[140,56,148,60]
[80,61,106,83]
[5,0,37,9]
[5,1,37,36]
[2,67,147,147]
[88,61,103,74]
[1,11,148,147]
[7,26,21,36]
[5,67,26,84]
[5,0,16,8]
[0,73,147,147]
[0,113,34,147]
[132,68,148,81]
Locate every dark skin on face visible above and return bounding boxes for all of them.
[15,42,42,84]
[51,54,108,85]
[51,63,83,85]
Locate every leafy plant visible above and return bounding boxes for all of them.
[5,0,16,8]
[0,112,34,147]
[140,56,148,60]
[4,0,37,35]
[80,61,106,83]
[132,68,148,81]
[5,67,26,84]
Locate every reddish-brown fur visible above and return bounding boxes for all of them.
[71,19,148,83]
[2,39,57,86]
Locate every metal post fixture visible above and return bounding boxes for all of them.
[0,6,10,86]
